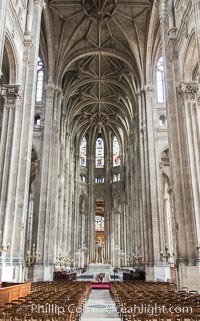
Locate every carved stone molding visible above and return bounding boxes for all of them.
[34,0,46,9]
[197,91,200,106]
[1,85,21,109]
[178,82,199,101]
[55,87,63,98]
[82,0,117,22]
[45,83,56,94]
[143,85,154,97]
[159,161,164,170]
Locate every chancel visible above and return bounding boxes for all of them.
[0,1,200,318]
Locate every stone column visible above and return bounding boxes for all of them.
[178,82,200,249]
[67,146,75,256]
[0,0,8,70]
[57,115,65,255]
[159,0,193,263]
[63,135,72,255]
[0,86,20,282]
[48,89,62,262]
[37,87,62,280]
[159,0,200,290]
[36,84,55,267]
[126,135,134,258]
[138,91,149,263]
[0,85,21,241]
[10,0,45,281]
[72,152,80,259]
[104,156,111,262]
[143,85,161,264]
[88,156,95,261]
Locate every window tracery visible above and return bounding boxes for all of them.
[95,215,104,232]
[96,138,104,168]
[80,137,87,167]
[36,57,44,102]
[113,136,120,167]
[156,56,165,104]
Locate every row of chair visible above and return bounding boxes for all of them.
[110,281,200,321]
[0,280,91,321]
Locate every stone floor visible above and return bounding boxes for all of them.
[81,289,121,321]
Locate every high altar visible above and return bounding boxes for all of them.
[88,263,111,270]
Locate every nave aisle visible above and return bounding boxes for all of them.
[81,289,121,321]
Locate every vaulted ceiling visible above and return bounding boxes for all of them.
[43,0,154,140]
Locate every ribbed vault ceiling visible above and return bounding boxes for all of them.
[45,0,154,138]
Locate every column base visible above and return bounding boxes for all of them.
[145,264,175,283]
[178,265,200,291]
[145,264,200,291]
[32,263,54,282]
[0,257,24,282]
[0,258,54,283]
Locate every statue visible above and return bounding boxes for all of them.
[96,237,104,263]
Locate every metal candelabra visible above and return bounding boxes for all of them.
[23,244,40,269]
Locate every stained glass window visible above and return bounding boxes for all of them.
[96,138,104,168]
[113,136,120,167]
[95,216,104,231]
[36,57,44,102]
[156,56,165,104]
[80,137,87,166]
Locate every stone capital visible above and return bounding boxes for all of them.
[159,161,164,170]
[197,91,200,106]
[168,187,172,194]
[1,85,21,109]
[136,89,142,97]
[23,38,33,63]
[34,0,46,9]
[88,157,95,162]
[45,83,56,94]
[143,85,154,97]
[178,82,199,101]
[55,87,63,97]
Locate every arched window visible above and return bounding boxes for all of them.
[95,176,104,183]
[95,216,104,231]
[159,115,167,127]
[34,115,41,126]
[80,136,87,167]
[36,57,44,102]
[113,136,120,167]
[80,175,86,182]
[156,56,165,104]
[96,137,104,168]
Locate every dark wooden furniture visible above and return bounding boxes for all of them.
[53,271,76,281]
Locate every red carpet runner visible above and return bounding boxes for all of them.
[91,282,110,289]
